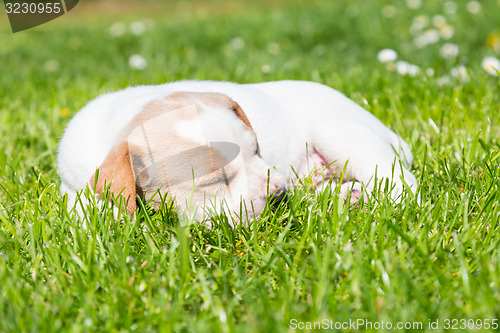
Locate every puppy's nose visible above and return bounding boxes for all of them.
[270,187,288,210]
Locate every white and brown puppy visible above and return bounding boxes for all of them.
[58,80,417,222]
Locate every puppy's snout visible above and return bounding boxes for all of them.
[270,187,288,210]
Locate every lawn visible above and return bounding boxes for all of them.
[1,0,499,331]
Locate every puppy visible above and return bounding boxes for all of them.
[58,80,417,223]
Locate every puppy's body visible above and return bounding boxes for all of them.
[58,80,417,221]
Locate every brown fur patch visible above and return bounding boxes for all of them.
[227,99,252,129]
[89,142,137,214]
[163,92,254,130]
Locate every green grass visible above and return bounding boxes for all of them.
[1,0,500,331]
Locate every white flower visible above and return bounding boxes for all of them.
[413,35,428,48]
[451,66,469,82]
[444,1,458,14]
[377,49,398,63]
[426,68,435,76]
[229,37,245,50]
[129,54,147,70]
[414,29,441,48]
[261,64,271,73]
[439,24,455,40]
[413,15,429,27]
[43,60,60,72]
[423,29,440,44]
[407,64,421,77]
[440,43,459,59]
[382,5,396,18]
[396,61,420,77]
[481,56,500,76]
[410,15,429,34]
[432,15,447,28]
[130,21,146,35]
[466,1,482,14]
[267,42,280,55]
[406,0,422,9]
[84,318,93,327]
[437,75,450,86]
[109,22,126,37]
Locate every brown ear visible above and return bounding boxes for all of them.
[89,142,137,215]
[228,99,253,129]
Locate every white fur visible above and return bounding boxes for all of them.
[58,80,418,221]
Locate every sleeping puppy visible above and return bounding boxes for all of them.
[58,80,417,223]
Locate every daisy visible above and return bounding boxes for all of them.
[451,66,469,82]
[130,21,147,35]
[466,1,482,14]
[109,22,126,37]
[406,0,422,9]
[229,37,245,50]
[261,65,272,73]
[440,43,459,59]
[267,42,280,55]
[481,56,500,76]
[432,15,447,28]
[377,49,398,63]
[444,1,458,14]
[439,24,455,40]
[129,54,147,70]
[396,61,420,77]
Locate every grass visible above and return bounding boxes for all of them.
[1,0,500,331]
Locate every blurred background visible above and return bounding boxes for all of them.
[1,0,499,87]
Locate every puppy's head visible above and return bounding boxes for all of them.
[90,92,285,223]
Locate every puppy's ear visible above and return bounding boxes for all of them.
[228,99,253,129]
[89,142,137,215]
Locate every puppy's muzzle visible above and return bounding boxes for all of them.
[270,187,288,210]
